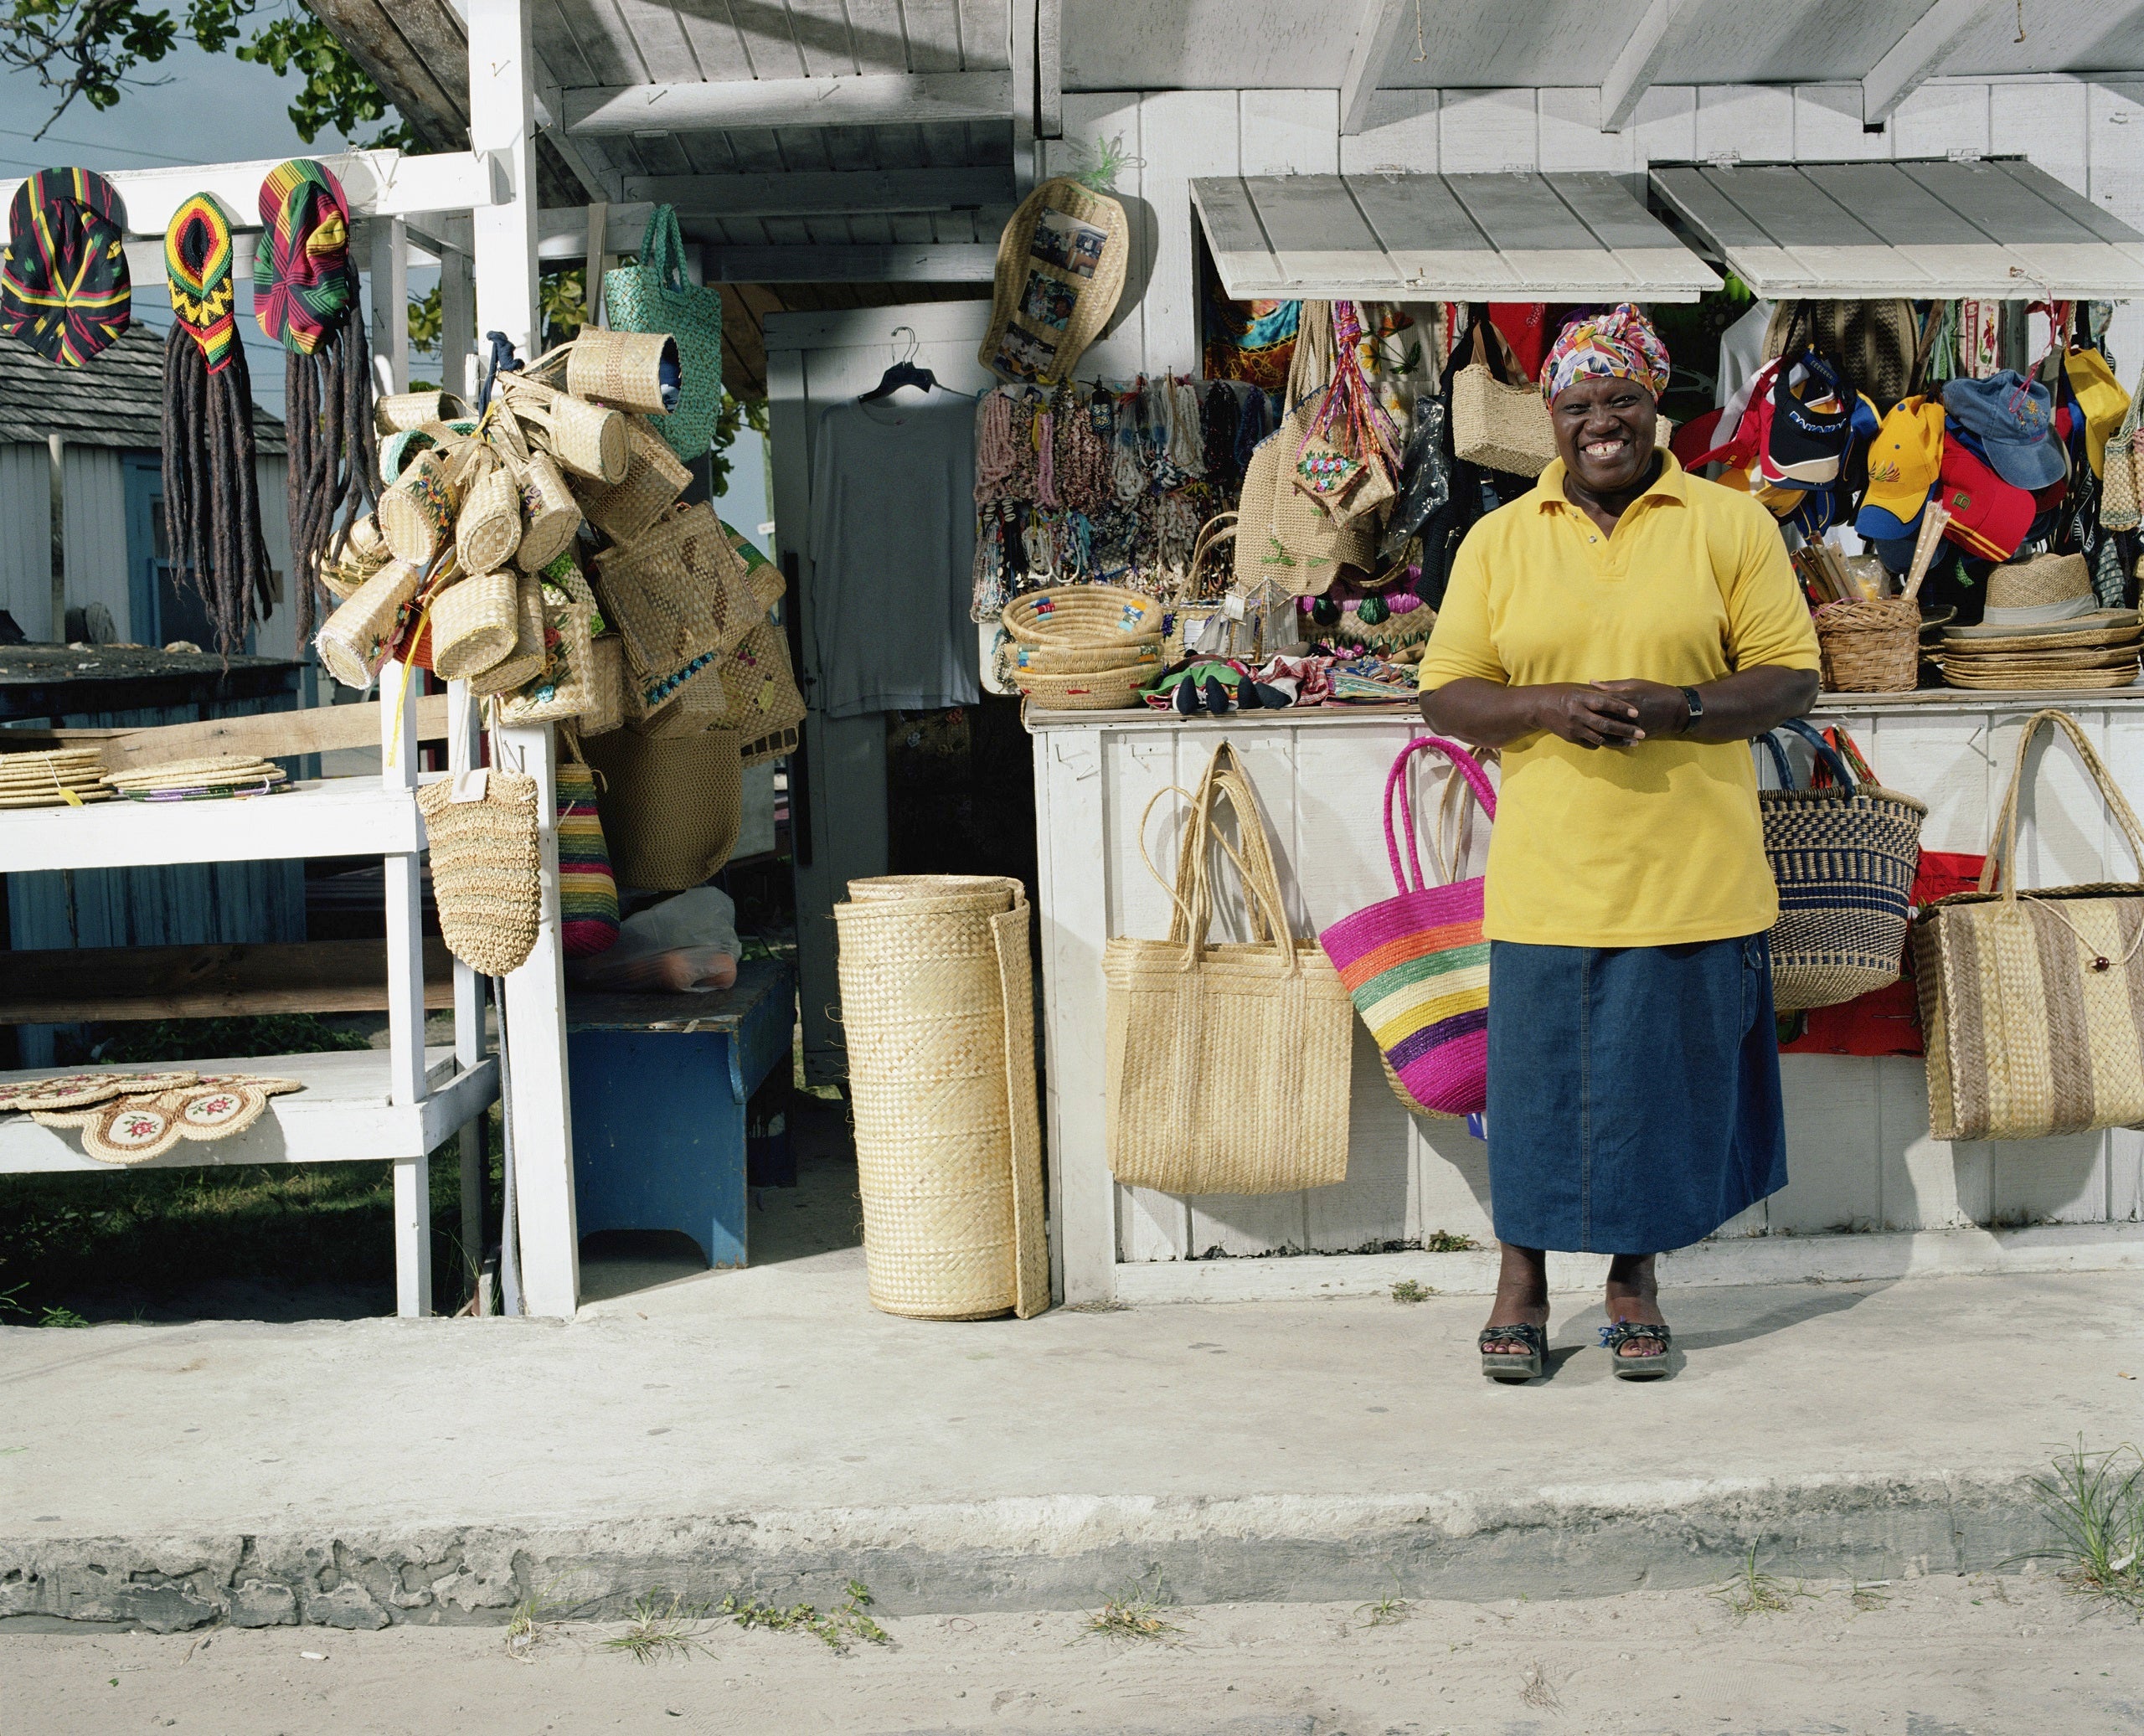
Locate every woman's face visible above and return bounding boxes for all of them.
[1550,373,1658,495]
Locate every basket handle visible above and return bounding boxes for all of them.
[640,203,690,291]
[1384,734,1497,895]
[1981,708,2144,898]
[1151,741,1302,969]
[1764,718,1859,792]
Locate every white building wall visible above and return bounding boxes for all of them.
[1049,75,2144,379]
[58,445,128,636]
[0,443,47,640]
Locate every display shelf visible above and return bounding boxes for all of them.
[0,775,425,873]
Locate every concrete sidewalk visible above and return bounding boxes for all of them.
[2,1220,2138,1630]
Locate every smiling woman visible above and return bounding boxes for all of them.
[1415,304,1821,1387]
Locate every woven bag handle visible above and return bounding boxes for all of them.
[1154,742,1300,968]
[1982,708,2144,898]
[1429,743,1500,885]
[642,203,689,291]
[1772,716,1860,791]
[1383,734,1497,895]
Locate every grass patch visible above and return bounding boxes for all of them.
[603,1591,710,1664]
[1708,1543,1814,1623]
[719,1581,888,1652]
[2024,1442,2144,1615]
[503,1590,559,1662]
[1353,1572,1413,1628]
[1421,1231,1479,1253]
[1081,1574,1183,1644]
[1389,1280,1435,1304]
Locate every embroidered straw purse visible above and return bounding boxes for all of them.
[1915,708,2144,1141]
[1103,740,1353,1195]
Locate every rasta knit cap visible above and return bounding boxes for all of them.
[0,167,131,366]
[1538,302,1672,406]
[254,158,353,354]
[165,193,239,373]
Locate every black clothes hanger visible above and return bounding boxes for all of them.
[860,325,937,401]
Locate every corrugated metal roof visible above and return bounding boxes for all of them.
[0,323,286,456]
[1650,157,2144,298]
[1192,171,1722,301]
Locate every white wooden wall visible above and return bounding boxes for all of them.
[59,446,127,635]
[1033,701,2144,1297]
[1048,76,2144,381]
[0,443,47,640]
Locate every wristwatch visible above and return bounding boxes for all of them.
[1678,686,1704,733]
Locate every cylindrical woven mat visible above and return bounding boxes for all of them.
[834,875,1048,1321]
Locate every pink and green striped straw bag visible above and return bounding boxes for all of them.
[1317,736,1495,1118]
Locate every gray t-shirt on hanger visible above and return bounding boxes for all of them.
[807,395,981,719]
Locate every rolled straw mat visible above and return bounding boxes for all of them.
[833,875,1048,1321]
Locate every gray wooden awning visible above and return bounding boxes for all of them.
[1649,157,2144,300]
[1190,171,1722,303]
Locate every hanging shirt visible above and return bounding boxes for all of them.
[807,396,981,719]
[1418,452,1820,949]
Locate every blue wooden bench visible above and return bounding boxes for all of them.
[565,957,794,1269]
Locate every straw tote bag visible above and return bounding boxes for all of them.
[416,742,542,979]
[2100,358,2144,532]
[1317,737,1496,1119]
[580,725,744,891]
[1915,708,2144,1141]
[1759,719,1928,1013]
[1104,741,1353,1196]
[1451,320,1556,477]
[602,203,723,461]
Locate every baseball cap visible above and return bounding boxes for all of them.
[1855,397,1943,541]
[1937,440,2035,563]
[1942,371,2065,492]
[1759,354,1853,488]
[2064,347,2127,479]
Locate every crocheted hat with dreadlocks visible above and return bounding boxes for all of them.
[254,158,353,354]
[0,167,131,366]
[165,194,238,373]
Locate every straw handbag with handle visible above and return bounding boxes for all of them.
[1103,740,1354,1195]
[1915,708,2144,1141]
[602,203,723,461]
[2100,359,2144,533]
[1451,320,1556,477]
[416,735,542,978]
[581,725,743,891]
[1239,404,1379,596]
[578,413,692,543]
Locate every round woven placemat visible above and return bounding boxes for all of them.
[103,756,286,791]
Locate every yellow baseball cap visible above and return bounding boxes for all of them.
[1855,396,1943,538]
[2064,348,2127,479]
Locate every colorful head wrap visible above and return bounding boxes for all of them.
[254,158,353,354]
[166,194,239,374]
[0,167,131,366]
[1538,303,1671,406]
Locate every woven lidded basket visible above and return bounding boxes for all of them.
[469,574,549,697]
[501,374,627,485]
[380,446,459,565]
[498,565,600,726]
[580,635,626,736]
[455,460,523,575]
[1816,596,1920,693]
[316,559,420,689]
[416,772,542,976]
[550,330,678,417]
[833,875,1048,1320]
[1002,584,1165,646]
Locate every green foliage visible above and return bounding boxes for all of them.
[711,389,769,499]
[0,0,410,146]
[719,1581,889,1652]
[407,283,443,351]
[2027,1441,2144,1615]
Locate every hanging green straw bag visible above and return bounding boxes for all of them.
[602,203,722,465]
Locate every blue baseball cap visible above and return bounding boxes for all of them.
[1941,372,2066,492]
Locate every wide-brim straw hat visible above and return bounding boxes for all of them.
[1940,620,2142,655]
[978,176,1131,385]
[1945,553,2139,639]
[1940,662,2140,690]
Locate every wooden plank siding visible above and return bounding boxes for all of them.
[0,443,48,641]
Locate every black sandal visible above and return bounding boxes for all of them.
[1600,1320,1673,1380]
[1478,1322,1547,1383]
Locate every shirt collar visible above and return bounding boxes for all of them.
[1532,449,1689,513]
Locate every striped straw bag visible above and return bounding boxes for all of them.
[1915,708,2144,1141]
[1317,736,1496,1119]
[1759,719,1927,1013]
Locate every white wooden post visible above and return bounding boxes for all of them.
[441,246,477,402]
[381,658,432,1316]
[450,679,488,1295]
[471,0,580,1318]
[370,216,410,397]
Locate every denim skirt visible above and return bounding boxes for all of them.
[1484,934,1788,1255]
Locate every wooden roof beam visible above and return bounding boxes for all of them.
[1862,0,2010,127]
[1340,0,1419,137]
[621,167,1014,215]
[561,71,1014,138]
[702,244,997,282]
[1600,0,1715,135]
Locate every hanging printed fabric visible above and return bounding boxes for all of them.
[602,203,722,463]
[980,177,1131,384]
[1,167,130,365]
[254,158,353,353]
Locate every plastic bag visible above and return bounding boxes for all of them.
[563,885,740,993]
[1379,393,1451,564]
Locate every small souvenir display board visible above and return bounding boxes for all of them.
[0,1071,302,1164]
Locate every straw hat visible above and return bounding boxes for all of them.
[978,177,1131,384]
[1944,554,2139,640]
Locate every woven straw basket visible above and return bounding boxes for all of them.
[1104,742,1355,1194]
[376,389,470,435]
[470,574,549,697]
[1004,637,1164,677]
[834,874,1048,1320]
[1760,720,1928,1012]
[539,331,678,417]
[1002,584,1165,646]
[594,501,755,688]
[579,413,693,544]
[978,177,1130,385]
[1015,662,1152,711]
[1451,323,1557,476]
[380,447,459,565]
[502,375,628,485]
[582,726,743,891]
[316,559,420,689]
[711,616,807,744]
[430,571,521,682]
[513,449,582,571]
[455,461,523,574]
[1817,596,1920,693]
[581,635,626,736]
[626,658,728,739]
[416,772,542,976]
[498,566,600,726]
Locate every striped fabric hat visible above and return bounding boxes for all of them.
[0,167,131,366]
[165,193,239,373]
[254,158,353,354]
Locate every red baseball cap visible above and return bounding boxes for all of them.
[1937,440,2034,563]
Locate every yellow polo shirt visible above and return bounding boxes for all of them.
[1419,453,1819,949]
